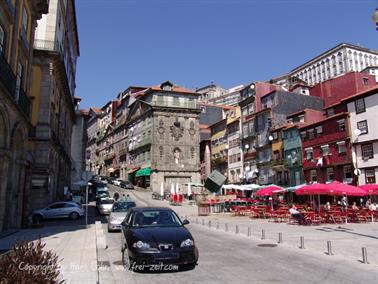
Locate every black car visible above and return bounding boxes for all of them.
[121,207,198,270]
[120,180,134,190]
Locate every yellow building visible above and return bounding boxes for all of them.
[270,125,289,186]
[0,0,48,232]
[210,118,228,176]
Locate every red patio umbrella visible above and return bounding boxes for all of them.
[255,185,285,197]
[359,184,378,195]
[294,183,336,195]
[328,181,367,196]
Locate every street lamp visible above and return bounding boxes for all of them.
[373,8,378,30]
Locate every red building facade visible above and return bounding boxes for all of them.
[309,72,376,108]
[300,112,355,185]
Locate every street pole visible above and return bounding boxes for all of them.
[86,184,88,227]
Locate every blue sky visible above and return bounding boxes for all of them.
[75,0,378,109]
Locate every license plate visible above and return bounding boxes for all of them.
[154,252,179,260]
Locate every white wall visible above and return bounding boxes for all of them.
[348,93,378,143]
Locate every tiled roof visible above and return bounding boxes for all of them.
[340,85,378,103]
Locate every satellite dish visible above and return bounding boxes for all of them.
[250,84,255,90]
[354,168,361,176]
[245,144,250,149]
[354,129,361,136]
[225,145,229,149]
[254,168,259,173]
[268,135,274,141]
[245,166,251,171]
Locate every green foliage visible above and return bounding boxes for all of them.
[0,239,64,284]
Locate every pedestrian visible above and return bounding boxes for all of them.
[126,194,131,201]
[365,198,371,209]
[340,195,348,212]
[121,194,126,201]
[113,191,119,201]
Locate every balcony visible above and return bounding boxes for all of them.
[0,53,16,95]
[0,54,31,118]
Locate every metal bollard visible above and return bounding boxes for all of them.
[208,220,212,228]
[261,229,265,240]
[278,232,283,244]
[362,247,368,264]
[327,241,333,255]
[235,225,239,234]
[202,219,205,226]
[225,223,229,232]
[300,236,305,249]
[247,227,251,237]
[216,222,220,230]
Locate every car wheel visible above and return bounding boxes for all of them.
[69,212,79,220]
[32,214,43,223]
[122,248,131,270]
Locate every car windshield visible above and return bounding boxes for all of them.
[112,202,136,212]
[131,210,182,228]
[100,199,114,205]
[97,190,108,195]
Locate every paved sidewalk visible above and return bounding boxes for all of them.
[130,189,378,267]
[0,225,98,284]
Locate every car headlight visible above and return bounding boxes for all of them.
[133,241,150,249]
[180,239,194,248]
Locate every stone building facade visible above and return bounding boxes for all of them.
[125,81,201,194]
[29,0,79,210]
[0,0,48,232]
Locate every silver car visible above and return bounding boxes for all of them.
[108,201,136,232]
[32,202,84,223]
[97,198,115,215]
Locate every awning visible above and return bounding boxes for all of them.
[135,167,151,177]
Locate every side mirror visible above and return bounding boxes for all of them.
[121,220,129,227]
[182,219,190,225]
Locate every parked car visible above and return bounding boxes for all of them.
[31,202,84,223]
[120,180,134,190]
[108,201,137,232]
[113,179,122,186]
[97,198,115,215]
[121,207,198,270]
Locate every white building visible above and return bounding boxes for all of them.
[274,43,378,88]
[226,108,243,183]
[361,66,378,83]
[344,86,378,185]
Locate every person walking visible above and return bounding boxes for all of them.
[113,191,120,201]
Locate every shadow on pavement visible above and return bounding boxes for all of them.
[0,203,109,251]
